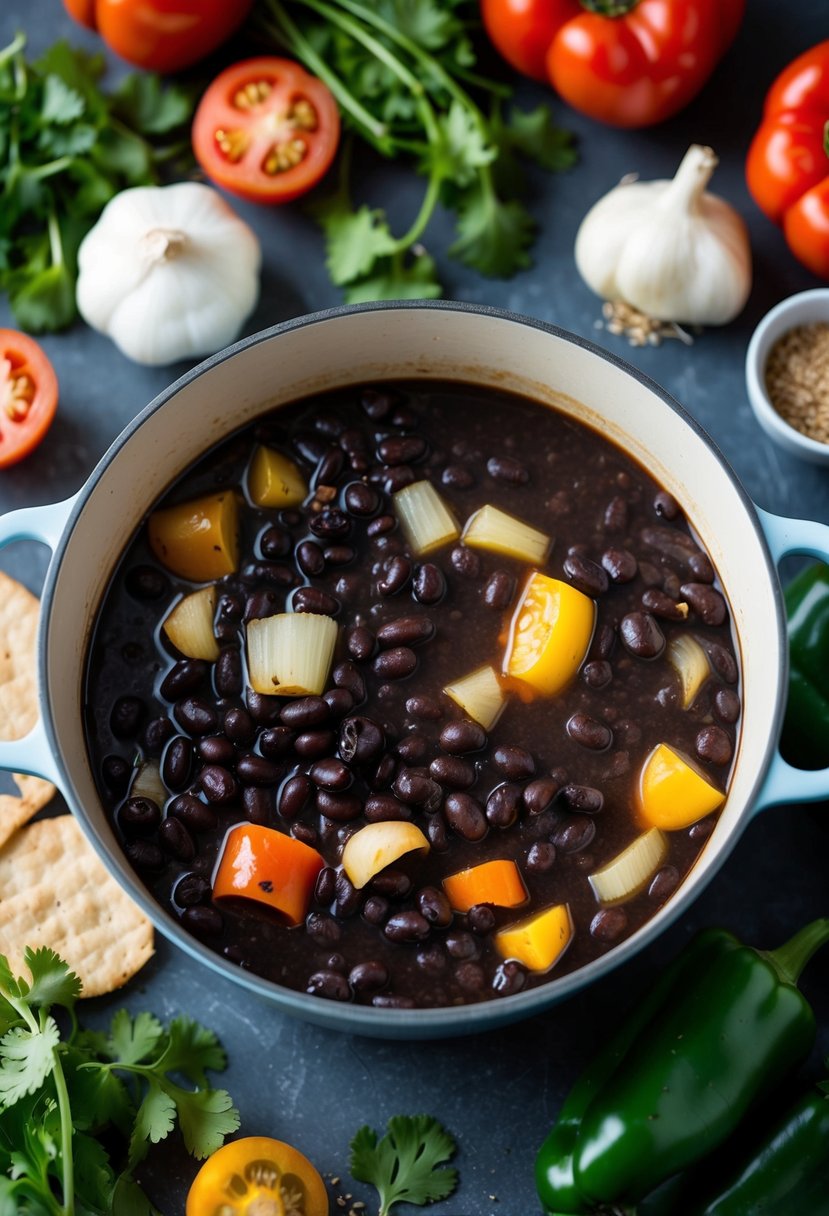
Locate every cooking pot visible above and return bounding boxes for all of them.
[0,301,827,1039]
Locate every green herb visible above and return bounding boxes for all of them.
[0,945,239,1215]
[253,0,576,300]
[0,33,195,333]
[350,1114,458,1216]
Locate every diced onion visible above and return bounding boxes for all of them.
[162,586,219,662]
[247,612,338,696]
[443,665,505,730]
[342,822,430,889]
[589,829,668,905]
[462,504,551,565]
[130,759,166,808]
[667,633,711,709]
[393,480,459,555]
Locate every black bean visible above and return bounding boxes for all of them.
[306,970,350,1001]
[159,816,195,861]
[592,624,616,661]
[309,509,351,540]
[390,406,416,428]
[259,525,291,560]
[310,757,352,791]
[362,895,390,926]
[384,910,431,943]
[169,793,218,832]
[487,454,529,484]
[367,514,395,538]
[161,736,192,792]
[380,434,428,466]
[242,786,273,825]
[486,782,522,829]
[695,725,732,765]
[468,904,496,935]
[247,561,297,587]
[213,647,241,699]
[347,624,377,660]
[714,687,741,724]
[526,841,556,872]
[294,730,335,759]
[601,548,638,583]
[416,886,452,927]
[689,552,715,582]
[110,696,145,740]
[456,962,486,992]
[492,960,526,997]
[523,777,560,815]
[492,744,535,780]
[567,713,612,751]
[224,707,255,745]
[681,582,727,626]
[174,873,211,907]
[412,562,446,605]
[590,907,628,944]
[377,616,435,648]
[364,794,409,822]
[277,775,311,822]
[198,735,235,766]
[293,431,327,463]
[361,388,396,420]
[173,697,218,736]
[199,765,237,803]
[315,446,345,486]
[316,789,360,822]
[125,840,166,873]
[648,865,680,903]
[430,755,475,789]
[444,793,487,841]
[323,688,355,719]
[373,647,417,680]
[395,733,428,764]
[442,464,474,489]
[393,768,442,811]
[181,905,223,939]
[368,754,397,791]
[125,564,168,600]
[102,755,130,796]
[296,540,325,577]
[583,660,612,689]
[235,754,281,785]
[311,867,335,906]
[339,716,384,765]
[344,481,381,516]
[483,570,516,610]
[143,716,175,756]
[619,612,665,659]
[640,588,686,621]
[324,544,354,567]
[450,545,482,580]
[281,696,330,729]
[331,662,366,706]
[561,784,604,814]
[551,814,596,853]
[372,534,404,558]
[370,869,412,899]
[215,593,245,642]
[293,586,340,617]
[406,695,443,721]
[334,870,362,918]
[378,555,412,597]
[446,932,479,960]
[639,560,663,587]
[604,495,629,532]
[440,719,487,754]
[244,588,282,623]
[306,912,342,947]
[349,960,389,992]
[119,797,162,837]
[563,554,608,597]
[641,525,700,566]
[654,490,680,519]
[427,816,449,852]
[257,726,294,759]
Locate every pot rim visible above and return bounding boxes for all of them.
[40,300,786,1037]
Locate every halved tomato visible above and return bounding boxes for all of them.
[0,331,58,469]
[192,57,341,205]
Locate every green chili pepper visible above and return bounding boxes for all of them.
[782,561,829,769]
[535,920,829,1215]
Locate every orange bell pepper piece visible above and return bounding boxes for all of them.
[213,824,324,926]
[442,858,528,914]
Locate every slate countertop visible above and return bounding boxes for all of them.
[1,2,828,1212]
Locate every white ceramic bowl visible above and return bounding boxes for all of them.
[745,288,829,464]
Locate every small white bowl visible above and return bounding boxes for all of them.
[746,288,829,464]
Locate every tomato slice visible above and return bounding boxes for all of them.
[192,57,340,205]
[0,331,58,469]
[186,1136,329,1216]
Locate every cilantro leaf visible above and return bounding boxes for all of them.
[450,180,535,277]
[0,1019,60,1107]
[128,1079,177,1168]
[495,103,578,174]
[350,1115,458,1216]
[110,1174,163,1216]
[23,947,82,1011]
[316,203,398,286]
[344,250,442,303]
[112,73,194,136]
[167,1083,241,1161]
[41,74,86,125]
[160,1016,227,1086]
[426,100,496,188]
[106,1009,165,1067]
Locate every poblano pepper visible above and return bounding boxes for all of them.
[535,920,829,1215]
[782,561,829,769]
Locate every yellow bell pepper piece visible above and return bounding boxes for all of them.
[638,742,725,830]
[148,491,239,582]
[503,572,595,696]
[248,445,308,508]
[495,903,573,972]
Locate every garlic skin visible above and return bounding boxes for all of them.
[76,182,261,365]
[575,146,751,327]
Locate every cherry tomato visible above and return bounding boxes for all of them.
[0,331,58,469]
[192,58,341,205]
[186,1136,329,1216]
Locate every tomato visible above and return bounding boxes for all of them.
[192,58,341,205]
[0,331,58,469]
[481,0,745,128]
[746,40,829,279]
[186,1136,329,1216]
[63,0,252,73]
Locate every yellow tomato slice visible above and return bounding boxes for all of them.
[503,572,595,696]
[495,903,573,972]
[186,1136,329,1216]
[638,742,725,830]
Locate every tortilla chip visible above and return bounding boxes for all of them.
[0,816,154,997]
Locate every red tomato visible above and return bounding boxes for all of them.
[481,0,745,128]
[192,58,341,205]
[62,0,252,73]
[0,332,58,469]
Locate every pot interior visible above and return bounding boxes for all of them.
[46,305,784,1029]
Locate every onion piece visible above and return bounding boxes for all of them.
[462,504,551,565]
[667,633,711,708]
[248,445,308,508]
[162,586,219,662]
[393,480,459,555]
[130,759,166,809]
[589,828,668,905]
[342,821,430,889]
[247,612,338,696]
[443,665,505,730]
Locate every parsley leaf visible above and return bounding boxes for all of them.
[350,1114,458,1216]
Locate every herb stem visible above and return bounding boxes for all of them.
[50,1044,75,1216]
[0,30,26,71]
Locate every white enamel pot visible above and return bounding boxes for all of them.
[2,302,829,1039]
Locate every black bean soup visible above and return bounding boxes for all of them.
[84,382,741,1009]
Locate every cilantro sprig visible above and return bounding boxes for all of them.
[0,33,194,332]
[253,0,576,300]
[350,1114,458,1216]
[0,946,239,1215]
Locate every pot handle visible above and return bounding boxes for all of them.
[0,494,79,788]
[754,506,829,812]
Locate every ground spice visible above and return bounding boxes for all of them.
[595,300,694,347]
[765,321,829,443]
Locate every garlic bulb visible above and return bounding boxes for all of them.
[575,145,751,327]
[76,182,261,365]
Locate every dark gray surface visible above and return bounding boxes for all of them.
[2,3,829,1212]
